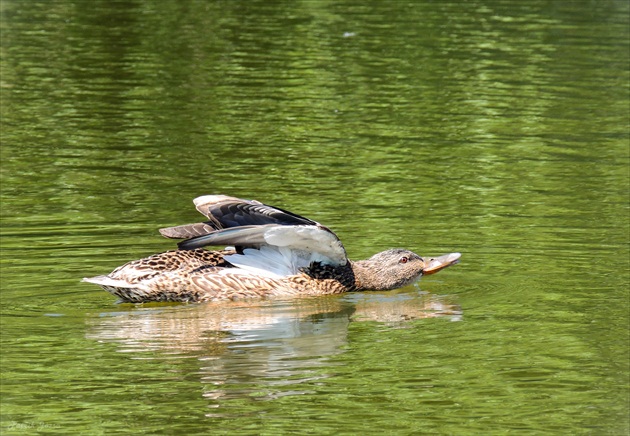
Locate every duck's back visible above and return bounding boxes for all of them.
[83,249,231,302]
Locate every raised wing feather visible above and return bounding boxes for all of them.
[178,224,347,269]
[193,195,317,228]
[162,196,348,274]
[178,225,272,249]
[160,195,318,239]
[160,222,218,239]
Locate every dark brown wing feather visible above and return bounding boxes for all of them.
[160,196,317,240]
[201,201,317,228]
[160,222,219,239]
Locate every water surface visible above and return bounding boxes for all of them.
[1,1,628,434]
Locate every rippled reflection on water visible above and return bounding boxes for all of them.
[86,291,461,405]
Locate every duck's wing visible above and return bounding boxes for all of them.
[160,196,347,276]
[160,195,318,239]
[159,222,218,239]
[178,224,348,274]
[194,195,318,226]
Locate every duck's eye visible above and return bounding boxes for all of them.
[399,256,409,264]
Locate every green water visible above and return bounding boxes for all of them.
[1,1,628,434]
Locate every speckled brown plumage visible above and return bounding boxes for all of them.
[96,249,360,303]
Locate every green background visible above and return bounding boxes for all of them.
[1,1,628,434]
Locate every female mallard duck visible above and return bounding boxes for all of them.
[83,195,460,303]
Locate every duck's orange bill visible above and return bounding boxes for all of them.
[423,252,461,275]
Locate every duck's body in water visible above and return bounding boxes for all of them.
[83,195,461,303]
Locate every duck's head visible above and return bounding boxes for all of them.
[355,249,461,290]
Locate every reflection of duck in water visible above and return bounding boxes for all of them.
[86,294,462,404]
[83,195,461,303]
[87,294,462,355]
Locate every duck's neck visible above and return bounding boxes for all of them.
[350,259,392,291]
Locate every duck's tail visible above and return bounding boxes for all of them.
[82,276,149,302]
[82,275,131,288]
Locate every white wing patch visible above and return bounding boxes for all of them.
[263,226,346,266]
[223,246,297,278]
[223,225,347,278]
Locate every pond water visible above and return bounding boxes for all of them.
[1,1,628,434]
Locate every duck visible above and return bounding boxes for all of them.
[83,195,461,303]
